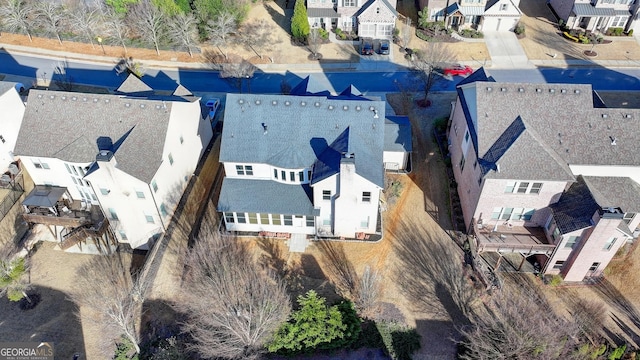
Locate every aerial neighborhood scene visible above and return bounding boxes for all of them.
[1,0,640,358]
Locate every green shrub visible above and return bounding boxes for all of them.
[416,30,433,42]
[628,29,634,36]
[424,21,446,32]
[114,336,139,360]
[609,344,626,360]
[563,31,579,42]
[459,29,483,38]
[318,28,329,39]
[291,0,310,40]
[514,22,525,35]
[548,274,563,286]
[376,321,421,360]
[606,27,624,36]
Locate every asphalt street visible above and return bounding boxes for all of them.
[1,50,639,94]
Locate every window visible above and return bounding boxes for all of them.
[33,160,50,169]
[236,165,245,175]
[522,209,535,221]
[306,216,314,227]
[65,164,72,174]
[224,212,235,223]
[260,213,269,224]
[281,170,286,179]
[360,216,369,228]
[500,3,508,10]
[180,135,184,144]
[236,212,246,223]
[564,236,579,249]
[160,203,168,217]
[108,208,118,220]
[290,172,295,182]
[145,212,155,223]
[71,165,77,174]
[589,262,600,272]
[342,0,355,6]
[283,215,293,226]
[379,24,393,36]
[323,190,331,200]
[91,194,97,201]
[119,230,128,240]
[611,16,627,27]
[604,237,617,251]
[72,178,78,185]
[248,213,258,224]
[362,191,371,202]
[500,208,513,220]
[271,214,281,225]
[274,169,278,179]
[459,155,465,171]
[376,6,379,13]
[323,219,331,226]
[78,167,85,176]
[152,180,158,192]
[517,182,529,193]
[623,212,635,225]
[553,260,564,269]
[511,208,524,220]
[473,159,477,169]
[530,182,543,194]
[236,165,253,175]
[464,130,470,143]
[505,181,516,193]
[168,153,174,165]
[136,189,145,199]
[299,171,304,182]
[342,18,354,30]
[491,207,502,220]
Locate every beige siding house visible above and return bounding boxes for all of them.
[448,68,640,282]
[549,0,640,34]
[421,0,522,32]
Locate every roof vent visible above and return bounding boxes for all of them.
[343,105,349,111]
[373,109,379,119]
[105,99,110,103]
[140,104,145,108]
[285,101,291,106]
[261,122,268,134]
[536,88,542,93]
[93,98,99,103]
[37,94,43,99]
[82,97,87,102]
[300,101,306,106]
[500,87,506,92]
[355,106,361,111]
[96,150,114,162]
[72,96,77,101]
[238,99,244,104]
[369,106,375,111]
[271,100,277,105]
[561,89,567,93]
[486,87,492,91]
[549,89,555,93]
[328,105,334,110]
[156,104,161,109]
[314,102,321,107]
[625,114,633,119]
[125,103,130,107]
[61,95,67,100]
[610,136,617,145]
[49,95,55,99]
[518,88,524,92]
[602,114,608,118]
[255,99,261,105]
[575,89,581,94]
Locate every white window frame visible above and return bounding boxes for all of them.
[144,212,155,224]
[504,181,543,194]
[564,236,580,249]
[603,237,617,251]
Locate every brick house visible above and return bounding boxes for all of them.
[448,69,640,281]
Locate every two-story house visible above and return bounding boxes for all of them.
[0,82,26,174]
[13,75,213,253]
[218,80,411,241]
[549,0,639,34]
[422,0,522,32]
[448,69,640,282]
[306,0,398,38]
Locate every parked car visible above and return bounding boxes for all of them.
[379,40,390,55]
[361,38,374,55]
[205,98,221,128]
[443,64,473,77]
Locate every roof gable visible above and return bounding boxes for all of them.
[356,0,398,18]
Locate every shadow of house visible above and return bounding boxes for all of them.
[0,285,86,359]
[0,48,38,81]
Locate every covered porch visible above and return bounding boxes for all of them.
[569,4,630,32]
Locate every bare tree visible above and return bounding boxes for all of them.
[410,42,453,106]
[206,11,236,60]
[238,19,279,60]
[307,28,322,59]
[401,17,412,50]
[219,58,257,93]
[0,0,36,41]
[355,265,381,317]
[130,0,164,56]
[34,1,66,44]
[176,226,291,359]
[69,6,101,48]
[102,8,130,54]
[72,253,150,355]
[459,288,584,360]
[167,13,199,58]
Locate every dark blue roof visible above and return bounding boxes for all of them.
[290,76,331,97]
[550,176,599,234]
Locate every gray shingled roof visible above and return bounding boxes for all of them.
[116,74,153,94]
[220,93,386,188]
[0,81,23,95]
[307,8,338,17]
[218,178,315,215]
[462,81,640,170]
[573,3,617,16]
[550,176,600,234]
[384,116,412,153]
[582,176,640,213]
[14,89,192,182]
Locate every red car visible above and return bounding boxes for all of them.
[443,64,473,77]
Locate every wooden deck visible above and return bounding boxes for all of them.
[475,224,556,256]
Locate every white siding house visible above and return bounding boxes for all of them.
[307,0,398,39]
[14,75,212,252]
[218,80,406,241]
[0,82,26,173]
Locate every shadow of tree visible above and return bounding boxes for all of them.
[391,218,476,325]
[256,236,288,279]
[594,278,640,347]
[317,241,358,298]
